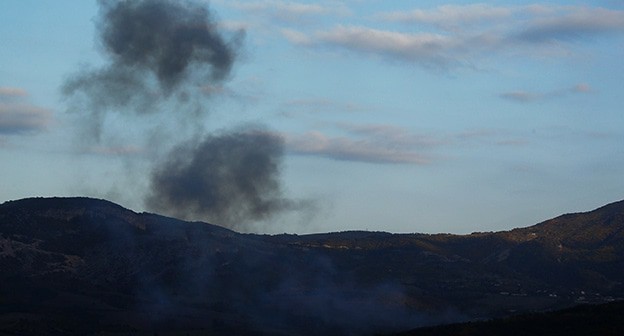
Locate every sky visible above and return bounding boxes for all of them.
[1,0,623,234]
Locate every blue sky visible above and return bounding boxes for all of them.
[1,0,623,234]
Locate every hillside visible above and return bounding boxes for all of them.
[0,197,623,335]
[393,300,624,336]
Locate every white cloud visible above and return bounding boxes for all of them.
[311,25,463,67]
[283,123,442,164]
[285,131,432,164]
[225,0,349,23]
[285,5,624,69]
[379,4,512,31]
[281,28,312,45]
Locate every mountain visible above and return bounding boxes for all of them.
[0,197,623,335]
[393,300,624,336]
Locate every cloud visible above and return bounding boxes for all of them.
[0,87,28,99]
[232,1,326,16]
[278,97,374,117]
[499,91,542,103]
[225,0,350,23]
[0,87,52,135]
[285,5,624,69]
[513,7,624,43]
[284,124,440,164]
[285,131,430,164]
[343,124,444,147]
[456,129,529,147]
[283,25,498,69]
[378,4,512,31]
[499,83,592,103]
[0,104,52,135]
[381,4,624,40]
[316,26,462,67]
[281,28,313,44]
[284,124,531,164]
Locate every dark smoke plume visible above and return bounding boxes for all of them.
[63,0,310,229]
[63,0,242,131]
[100,0,234,86]
[146,128,295,230]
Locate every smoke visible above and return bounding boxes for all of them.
[99,0,235,87]
[63,0,243,139]
[146,127,296,230]
[63,0,308,230]
[249,255,433,336]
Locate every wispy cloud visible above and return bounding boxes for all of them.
[499,83,592,103]
[499,91,541,103]
[0,87,52,135]
[283,123,531,164]
[341,123,444,147]
[0,104,52,135]
[378,4,512,31]
[285,5,624,69]
[513,6,624,43]
[285,131,432,164]
[281,28,313,44]
[278,97,374,117]
[0,87,28,99]
[314,26,463,67]
[283,26,488,69]
[457,129,529,147]
[283,123,442,164]
[223,0,350,23]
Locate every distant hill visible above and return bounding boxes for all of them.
[393,300,624,336]
[0,197,623,335]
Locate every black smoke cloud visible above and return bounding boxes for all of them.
[146,128,294,230]
[64,0,307,229]
[63,0,242,132]
[100,0,235,87]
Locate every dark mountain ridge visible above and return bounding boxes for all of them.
[1,197,623,335]
[394,300,624,336]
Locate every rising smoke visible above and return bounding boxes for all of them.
[63,0,240,115]
[55,2,436,333]
[146,127,295,230]
[64,0,305,229]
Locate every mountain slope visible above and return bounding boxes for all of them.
[0,197,623,335]
[394,300,624,336]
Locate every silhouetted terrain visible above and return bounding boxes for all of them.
[0,197,623,335]
[393,300,624,336]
